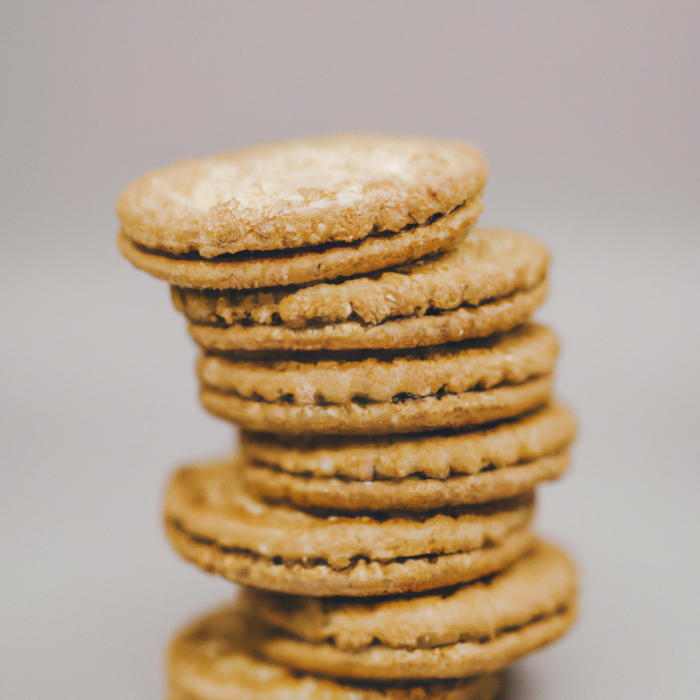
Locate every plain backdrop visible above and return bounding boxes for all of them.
[1,2,699,698]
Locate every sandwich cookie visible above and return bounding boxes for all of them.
[242,403,577,511]
[165,458,536,597]
[198,323,557,435]
[117,134,487,289]
[244,542,576,681]
[167,606,502,700]
[176,228,549,352]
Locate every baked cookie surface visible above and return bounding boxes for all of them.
[165,458,535,596]
[177,227,548,350]
[120,195,481,289]
[167,606,502,700]
[198,323,557,434]
[245,542,576,680]
[117,133,487,260]
[242,403,575,511]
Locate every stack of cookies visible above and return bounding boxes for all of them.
[118,134,577,700]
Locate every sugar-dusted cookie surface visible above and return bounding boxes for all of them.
[242,403,576,511]
[176,227,548,351]
[245,542,577,680]
[167,606,502,700]
[198,323,557,434]
[120,195,481,290]
[165,458,535,596]
[117,134,487,285]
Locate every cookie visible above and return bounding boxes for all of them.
[167,606,502,700]
[242,403,576,480]
[165,458,536,596]
[117,134,487,286]
[245,542,576,680]
[243,452,568,512]
[241,403,576,510]
[119,195,481,290]
[176,227,549,351]
[198,323,557,434]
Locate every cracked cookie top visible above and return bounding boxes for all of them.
[117,134,487,258]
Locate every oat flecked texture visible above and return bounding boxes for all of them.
[245,543,577,680]
[167,606,502,699]
[117,134,488,258]
[164,458,535,596]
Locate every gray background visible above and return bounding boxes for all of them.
[1,2,699,698]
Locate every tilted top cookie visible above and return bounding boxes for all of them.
[117,134,487,260]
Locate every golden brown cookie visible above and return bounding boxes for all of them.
[167,606,502,700]
[176,228,548,351]
[118,134,488,257]
[117,134,487,287]
[243,453,568,512]
[198,323,557,435]
[165,458,536,596]
[241,403,576,510]
[119,196,480,290]
[245,542,576,680]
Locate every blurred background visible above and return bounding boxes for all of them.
[1,2,698,697]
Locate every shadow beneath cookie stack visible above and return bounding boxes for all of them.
[118,135,577,699]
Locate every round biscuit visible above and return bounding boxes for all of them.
[120,194,481,289]
[177,227,548,350]
[165,458,536,596]
[117,134,487,258]
[168,606,502,699]
[197,323,557,434]
[241,403,576,510]
[248,542,577,680]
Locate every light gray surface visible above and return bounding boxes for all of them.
[1,2,699,698]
